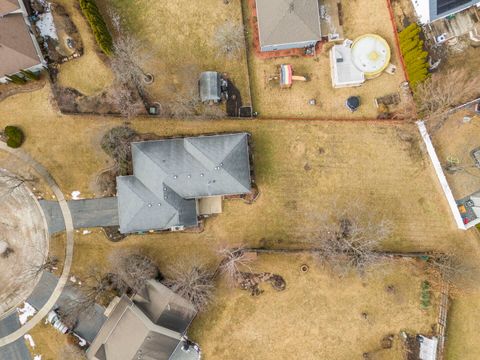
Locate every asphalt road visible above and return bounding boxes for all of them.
[0,313,30,360]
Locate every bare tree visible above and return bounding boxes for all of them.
[163,262,215,311]
[100,126,138,175]
[109,249,160,294]
[213,22,245,59]
[414,69,480,123]
[217,247,254,286]
[109,10,150,89]
[0,170,36,199]
[59,270,113,328]
[107,84,145,119]
[306,206,392,276]
[426,252,478,293]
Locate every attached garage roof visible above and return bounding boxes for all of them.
[255,0,322,47]
[0,13,42,77]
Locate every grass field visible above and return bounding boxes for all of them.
[244,0,406,119]
[0,85,478,357]
[189,254,437,360]
[102,0,250,107]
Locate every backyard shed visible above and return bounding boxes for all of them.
[329,45,365,88]
[199,71,222,103]
[255,0,322,52]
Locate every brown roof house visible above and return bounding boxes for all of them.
[116,133,252,234]
[255,0,322,52]
[0,0,44,83]
[87,280,201,360]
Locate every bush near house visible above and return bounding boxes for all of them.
[4,126,24,148]
[79,0,113,56]
[399,23,429,88]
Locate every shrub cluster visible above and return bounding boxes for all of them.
[399,23,429,88]
[79,0,113,55]
[420,280,431,309]
[4,126,24,148]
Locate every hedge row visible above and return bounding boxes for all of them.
[399,23,429,88]
[79,0,113,56]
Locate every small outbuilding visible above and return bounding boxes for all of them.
[329,45,365,88]
[199,71,227,103]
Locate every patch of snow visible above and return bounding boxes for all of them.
[17,302,37,325]
[24,334,35,348]
[73,333,87,347]
[33,355,42,360]
[69,275,76,283]
[71,191,81,200]
[37,10,58,40]
[82,229,91,235]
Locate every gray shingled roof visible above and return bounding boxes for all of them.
[255,0,322,47]
[117,133,251,233]
[87,281,199,360]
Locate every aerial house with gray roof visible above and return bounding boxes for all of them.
[255,0,322,52]
[116,133,252,234]
[87,280,201,360]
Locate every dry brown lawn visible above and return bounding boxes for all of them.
[103,0,250,105]
[53,0,114,96]
[245,0,406,119]
[0,85,478,358]
[26,321,84,360]
[189,254,437,360]
[431,111,480,199]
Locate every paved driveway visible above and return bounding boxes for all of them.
[0,313,30,360]
[27,272,107,344]
[40,197,119,233]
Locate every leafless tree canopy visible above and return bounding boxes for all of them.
[218,247,254,285]
[427,252,478,292]
[61,343,87,360]
[213,22,245,59]
[107,9,149,118]
[414,69,480,122]
[59,270,113,328]
[306,207,392,276]
[109,249,160,294]
[163,263,215,311]
[100,126,138,175]
[0,171,36,200]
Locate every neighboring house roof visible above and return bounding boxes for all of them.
[199,71,221,102]
[117,133,251,233]
[0,12,42,77]
[0,0,20,16]
[255,0,322,47]
[412,0,480,23]
[87,280,200,360]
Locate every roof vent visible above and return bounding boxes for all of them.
[163,187,167,191]
[147,203,153,207]
[200,173,204,177]
[173,175,178,179]
[187,175,191,178]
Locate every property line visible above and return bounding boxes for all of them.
[0,143,74,347]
